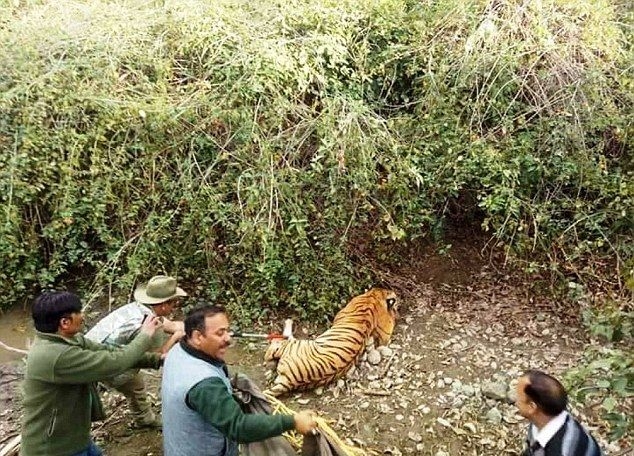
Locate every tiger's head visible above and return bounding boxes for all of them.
[335,287,398,346]
[366,288,398,346]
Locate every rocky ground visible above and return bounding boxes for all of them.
[0,244,631,455]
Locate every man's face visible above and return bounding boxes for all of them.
[196,313,231,361]
[153,298,179,317]
[515,376,536,419]
[60,311,84,337]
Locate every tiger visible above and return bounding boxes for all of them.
[264,288,398,396]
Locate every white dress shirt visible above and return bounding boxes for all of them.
[530,410,569,448]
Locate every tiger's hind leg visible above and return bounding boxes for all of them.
[264,338,287,363]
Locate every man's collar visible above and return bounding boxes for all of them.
[35,330,82,345]
[136,301,156,314]
[531,410,569,448]
[179,340,226,371]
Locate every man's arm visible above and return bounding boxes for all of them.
[158,330,185,355]
[53,317,162,383]
[132,351,163,368]
[186,378,295,443]
[161,318,184,334]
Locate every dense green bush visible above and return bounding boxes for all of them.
[565,305,633,440]
[0,0,631,317]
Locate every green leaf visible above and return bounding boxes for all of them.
[602,397,616,412]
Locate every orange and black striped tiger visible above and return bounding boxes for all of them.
[264,288,398,396]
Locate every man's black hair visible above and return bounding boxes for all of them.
[184,305,227,338]
[524,369,568,416]
[32,291,82,333]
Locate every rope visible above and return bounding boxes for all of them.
[264,393,369,456]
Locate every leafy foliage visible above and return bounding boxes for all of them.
[565,306,633,440]
[0,0,632,319]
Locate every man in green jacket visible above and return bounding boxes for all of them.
[20,291,163,456]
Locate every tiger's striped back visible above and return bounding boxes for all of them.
[264,288,398,396]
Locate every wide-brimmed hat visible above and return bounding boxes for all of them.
[134,275,187,305]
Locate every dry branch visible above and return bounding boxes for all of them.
[0,340,28,356]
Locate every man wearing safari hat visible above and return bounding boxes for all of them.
[85,275,188,429]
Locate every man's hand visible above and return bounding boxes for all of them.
[140,315,162,337]
[293,410,318,435]
[162,318,184,334]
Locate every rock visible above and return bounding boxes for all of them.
[482,380,508,401]
[378,346,393,357]
[462,385,476,397]
[506,387,518,404]
[485,407,502,424]
[407,431,423,442]
[418,405,431,414]
[367,349,382,365]
[436,417,451,428]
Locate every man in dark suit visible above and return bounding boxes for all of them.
[515,370,602,456]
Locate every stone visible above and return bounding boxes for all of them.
[367,349,382,365]
[462,385,476,397]
[486,407,502,424]
[407,431,423,442]
[506,388,518,404]
[482,380,508,401]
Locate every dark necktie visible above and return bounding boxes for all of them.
[530,440,545,456]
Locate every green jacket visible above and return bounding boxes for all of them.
[182,342,295,443]
[20,330,161,456]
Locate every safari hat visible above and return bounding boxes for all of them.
[134,275,187,305]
